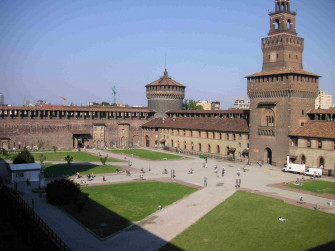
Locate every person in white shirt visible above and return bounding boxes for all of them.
[278,217,288,222]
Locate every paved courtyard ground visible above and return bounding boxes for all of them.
[1,148,334,251]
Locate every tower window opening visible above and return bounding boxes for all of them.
[281,3,286,11]
[275,19,280,30]
[287,20,291,30]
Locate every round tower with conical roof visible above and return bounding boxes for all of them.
[146,69,186,117]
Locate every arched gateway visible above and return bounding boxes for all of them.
[264,147,272,165]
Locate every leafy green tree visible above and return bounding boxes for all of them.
[182,99,204,110]
[52,146,57,152]
[64,155,73,165]
[13,148,35,164]
[39,154,46,166]
[100,156,108,165]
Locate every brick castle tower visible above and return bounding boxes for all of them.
[247,0,319,166]
[146,69,186,117]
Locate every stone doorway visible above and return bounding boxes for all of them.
[264,147,272,165]
[145,136,150,147]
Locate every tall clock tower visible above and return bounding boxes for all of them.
[247,0,319,166]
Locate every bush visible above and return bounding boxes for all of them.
[1,149,8,157]
[64,155,73,165]
[13,148,35,164]
[45,179,81,205]
[52,146,57,152]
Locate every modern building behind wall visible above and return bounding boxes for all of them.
[315,90,333,109]
[196,101,220,110]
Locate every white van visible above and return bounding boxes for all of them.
[305,168,322,177]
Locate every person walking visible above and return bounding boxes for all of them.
[222,166,225,177]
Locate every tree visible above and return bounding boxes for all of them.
[182,99,204,110]
[100,156,108,165]
[52,146,57,152]
[39,154,46,166]
[13,148,35,164]
[1,149,8,158]
[64,155,73,165]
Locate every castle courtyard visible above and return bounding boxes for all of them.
[3,149,334,250]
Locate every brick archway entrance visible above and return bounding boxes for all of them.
[264,147,272,165]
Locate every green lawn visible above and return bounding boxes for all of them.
[286,180,335,195]
[161,191,335,251]
[63,181,197,237]
[44,163,122,178]
[34,152,121,162]
[1,151,121,163]
[109,149,184,160]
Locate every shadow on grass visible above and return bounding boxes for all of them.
[60,191,183,250]
[62,192,129,237]
[308,241,335,251]
[44,164,100,178]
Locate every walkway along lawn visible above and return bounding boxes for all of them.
[161,191,335,251]
[63,181,197,237]
[109,149,184,160]
[285,180,335,195]
[44,164,122,178]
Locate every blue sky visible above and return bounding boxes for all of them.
[1,0,334,108]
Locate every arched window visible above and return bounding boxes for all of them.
[287,19,291,30]
[184,141,187,150]
[275,19,280,30]
[217,145,220,154]
[262,109,275,127]
[301,155,306,164]
[191,142,194,151]
[208,144,211,153]
[199,143,202,152]
[281,3,285,11]
[319,157,325,168]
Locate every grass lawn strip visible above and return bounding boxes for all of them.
[285,180,335,195]
[110,149,184,160]
[43,164,122,178]
[162,191,335,251]
[63,181,197,237]
[33,152,121,162]
[1,151,121,162]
